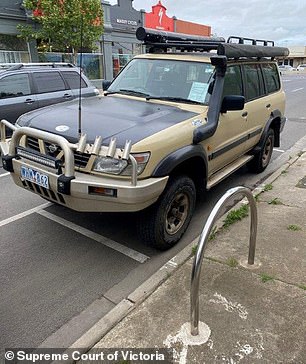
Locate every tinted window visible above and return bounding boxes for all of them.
[243,64,264,101]
[0,74,31,98]
[223,65,243,97]
[61,71,87,89]
[262,63,280,94]
[33,72,66,93]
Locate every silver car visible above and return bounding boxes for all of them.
[0,63,99,125]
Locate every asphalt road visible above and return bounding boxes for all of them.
[0,72,305,352]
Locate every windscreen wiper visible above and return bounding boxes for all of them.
[105,89,151,98]
[146,96,203,105]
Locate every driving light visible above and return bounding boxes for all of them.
[88,186,117,197]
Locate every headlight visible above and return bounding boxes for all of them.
[92,152,150,176]
[92,156,128,175]
[121,152,150,176]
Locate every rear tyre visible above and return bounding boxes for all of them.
[137,175,196,250]
[249,128,275,173]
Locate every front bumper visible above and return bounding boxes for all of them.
[0,120,168,212]
[10,159,168,211]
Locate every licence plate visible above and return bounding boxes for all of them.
[20,166,49,189]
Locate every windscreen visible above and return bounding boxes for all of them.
[108,58,214,105]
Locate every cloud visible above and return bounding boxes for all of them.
[108,0,306,45]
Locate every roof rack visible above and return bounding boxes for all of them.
[0,62,75,71]
[227,36,274,47]
[136,27,289,59]
[136,27,225,52]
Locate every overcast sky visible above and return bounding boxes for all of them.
[108,0,306,46]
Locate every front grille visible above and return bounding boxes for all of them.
[26,136,91,169]
[27,136,40,151]
[74,151,91,168]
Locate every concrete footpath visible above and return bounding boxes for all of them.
[76,149,306,364]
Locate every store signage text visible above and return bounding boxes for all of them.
[116,18,138,26]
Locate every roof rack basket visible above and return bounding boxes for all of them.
[227,36,274,46]
[136,27,289,59]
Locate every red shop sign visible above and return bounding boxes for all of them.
[145,1,174,31]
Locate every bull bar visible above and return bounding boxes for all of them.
[0,119,138,188]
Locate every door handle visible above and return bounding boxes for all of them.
[63,93,72,99]
[266,103,271,108]
[242,111,248,117]
[24,98,35,104]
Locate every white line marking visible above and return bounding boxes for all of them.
[37,209,149,263]
[0,202,52,228]
[292,87,304,92]
[274,148,285,153]
[209,292,248,320]
[0,172,10,178]
[160,258,178,270]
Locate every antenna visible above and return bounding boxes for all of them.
[78,14,84,136]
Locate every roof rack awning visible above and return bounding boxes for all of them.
[136,27,289,59]
[217,43,290,59]
[136,27,225,45]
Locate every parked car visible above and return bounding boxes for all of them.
[296,64,306,71]
[0,29,289,250]
[278,65,295,74]
[0,62,99,125]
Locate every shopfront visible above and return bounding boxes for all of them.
[0,0,212,84]
[101,0,144,80]
[101,0,211,81]
[0,0,37,63]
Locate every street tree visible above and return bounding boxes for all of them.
[18,0,103,64]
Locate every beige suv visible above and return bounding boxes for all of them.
[0,28,288,250]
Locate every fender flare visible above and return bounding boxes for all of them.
[152,144,208,178]
[253,109,282,153]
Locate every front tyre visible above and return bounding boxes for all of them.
[138,175,196,250]
[249,128,275,173]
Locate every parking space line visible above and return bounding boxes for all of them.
[0,202,52,228]
[292,87,304,92]
[37,210,149,264]
[0,172,10,178]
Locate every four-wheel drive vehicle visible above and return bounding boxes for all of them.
[0,28,289,250]
[0,62,99,125]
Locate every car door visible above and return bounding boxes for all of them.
[206,64,249,174]
[0,72,38,123]
[32,71,73,108]
[242,63,271,151]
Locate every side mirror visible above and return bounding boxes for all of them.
[102,80,112,91]
[221,95,245,113]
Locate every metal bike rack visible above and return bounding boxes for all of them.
[190,186,257,336]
